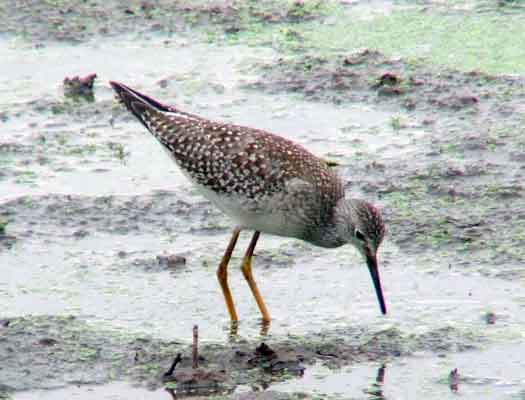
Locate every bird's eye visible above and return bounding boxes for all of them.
[354,229,365,241]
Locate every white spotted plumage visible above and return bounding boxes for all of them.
[111,81,388,318]
[110,82,385,250]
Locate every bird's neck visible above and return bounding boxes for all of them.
[302,200,350,249]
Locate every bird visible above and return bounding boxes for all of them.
[110,81,387,325]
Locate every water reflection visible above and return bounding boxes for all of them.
[366,364,387,400]
[163,338,389,399]
[449,368,460,393]
[227,319,270,340]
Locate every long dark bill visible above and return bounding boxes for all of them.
[366,255,387,315]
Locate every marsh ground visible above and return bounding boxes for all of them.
[1,1,525,399]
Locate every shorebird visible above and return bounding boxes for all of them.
[110,81,387,324]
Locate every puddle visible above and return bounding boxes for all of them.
[2,221,524,341]
[12,382,308,400]
[12,382,170,400]
[272,343,525,400]
[9,342,525,400]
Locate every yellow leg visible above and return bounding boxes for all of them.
[241,231,271,323]
[217,228,241,322]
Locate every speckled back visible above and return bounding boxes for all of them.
[112,82,345,242]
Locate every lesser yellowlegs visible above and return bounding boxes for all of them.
[110,81,387,323]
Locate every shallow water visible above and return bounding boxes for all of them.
[274,343,525,399]
[10,345,525,400]
[13,382,170,400]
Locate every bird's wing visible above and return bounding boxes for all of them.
[111,80,344,208]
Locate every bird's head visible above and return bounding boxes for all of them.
[335,198,387,315]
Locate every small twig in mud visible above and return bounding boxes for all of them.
[164,353,182,377]
[193,324,199,369]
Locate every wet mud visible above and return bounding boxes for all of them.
[0,315,479,394]
[248,49,525,276]
[1,0,330,44]
[2,0,525,399]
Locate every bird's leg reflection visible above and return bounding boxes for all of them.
[259,319,270,336]
[226,318,269,341]
[366,363,386,400]
[166,388,177,400]
[228,320,240,340]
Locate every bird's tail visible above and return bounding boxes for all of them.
[110,81,200,126]
[110,81,203,151]
[110,81,171,129]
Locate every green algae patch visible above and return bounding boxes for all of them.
[234,5,525,75]
[303,11,525,74]
[2,0,524,75]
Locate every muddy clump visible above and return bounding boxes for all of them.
[247,343,305,375]
[0,315,481,397]
[156,253,187,269]
[63,73,97,101]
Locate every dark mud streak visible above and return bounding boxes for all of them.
[247,51,525,118]
[247,50,525,274]
[0,315,481,394]
[0,0,330,44]
[0,192,227,241]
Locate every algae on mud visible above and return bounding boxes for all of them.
[0,0,334,44]
[246,48,525,275]
[0,314,484,395]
